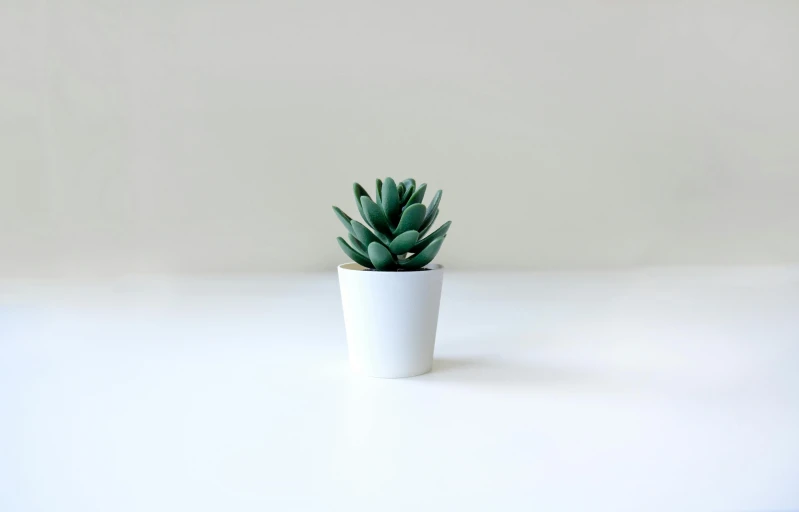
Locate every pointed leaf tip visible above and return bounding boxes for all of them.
[406,183,427,206]
[353,183,373,228]
[423,190,442,225]
[332,206,355,235]
[400,179,416,204]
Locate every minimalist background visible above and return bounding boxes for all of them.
[2,1,798,276]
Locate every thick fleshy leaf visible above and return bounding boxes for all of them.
[389,230,419,255]
[351,220,385,248]
[400,235,446,270]
[423,190,441,225]
[348,233,367,256]
[360,196,393,237]
[397,182,405,199]
[401,178,416,189]
[381,177,401,227]
[411,220,451,253]
[337,237,374,268]
[406,183,427,207]
[375,179,383,205]
[418,209,439,237]
[353,183,373,228]
[375,230,390,245]
[394,203,426,235]
[332,206,355,235]
[400,179,415,204]
[368,242,396,271]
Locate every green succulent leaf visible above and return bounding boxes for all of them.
[332,206,355,235]
[368,242,396,271]
[351,220,385,248]
[418,209,439,237]
[338,179,448,270]
[400,235,446,270]
[423,190,442,225]
[381,177,401,227]
[354,182,370,199]
[337,237,374,268]
[348,233,368,256]
[394,203,426,235]
[400,179,415,203]
[406,183,427,207]
[389,230,419,255]
[411,220,451,253]
[360,196,393,238]
[353,183,373,228]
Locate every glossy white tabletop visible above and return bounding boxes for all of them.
[2,268,798,511]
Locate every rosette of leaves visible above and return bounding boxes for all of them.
[333,178,451,271]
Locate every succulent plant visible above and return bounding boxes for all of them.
[333,178,451,271]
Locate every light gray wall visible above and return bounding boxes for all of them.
[2,1,798,276]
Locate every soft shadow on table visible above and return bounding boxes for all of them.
[418,356,608,389]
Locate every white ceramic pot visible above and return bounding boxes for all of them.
[337,263,444,378]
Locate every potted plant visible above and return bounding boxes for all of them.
[332,178,452,378]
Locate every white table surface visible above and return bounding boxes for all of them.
[2,268,798,512]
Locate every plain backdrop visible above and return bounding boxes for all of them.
[2,1,798,276]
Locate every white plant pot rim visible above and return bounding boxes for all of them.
[338,262,444,273]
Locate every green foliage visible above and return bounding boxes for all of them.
[394,203,426,235]
[389,230,419,255]
[367,242,395,271]
[381,177,400,226]
[337,237,372,268]
[332,178,451,271]
[400,234,446,270]
[332,207,355,235]
[412,221,451,254]
[348,234,367,255]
